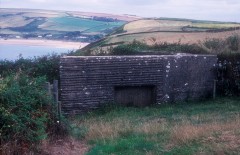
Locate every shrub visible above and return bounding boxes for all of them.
[226,35,240,51]
[111,40,148,55]
[151,42,208,54]
[111,40,208,55]
[216,53,240,96]
[202,38,226,53]
[0,72,56,153]
[0,54,60,82]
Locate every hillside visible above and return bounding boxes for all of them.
[0,8,140,42]
[79,18,240,54]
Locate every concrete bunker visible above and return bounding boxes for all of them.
[60,54,217,115]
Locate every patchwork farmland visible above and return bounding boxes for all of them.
[0,8,139,42]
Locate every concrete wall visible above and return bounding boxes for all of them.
[60,54,217,114]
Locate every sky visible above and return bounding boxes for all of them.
[1,0,240,22]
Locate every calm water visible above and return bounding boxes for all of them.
[0,44,74,60]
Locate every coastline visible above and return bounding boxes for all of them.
[0,39,89,49]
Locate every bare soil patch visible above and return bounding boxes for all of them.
[41,138,89,155]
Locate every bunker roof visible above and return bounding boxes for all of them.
[62,53,216,59]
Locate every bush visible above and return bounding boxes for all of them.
[111,40,208,55]
[0,54,60,82]
[151,42,208,54]
[203,38,225,52]
[227,35,240,51]
[0,72,56,153]
[111,40,149,55]
[216,53,240,96]
[201,35,240,54]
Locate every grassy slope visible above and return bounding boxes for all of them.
[78,18,240,54]
[71,98,240,155]
[122,19,240,34]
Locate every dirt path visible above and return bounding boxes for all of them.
[41,138,89,155]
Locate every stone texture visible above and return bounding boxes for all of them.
[60,54,217,114]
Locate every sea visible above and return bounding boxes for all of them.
[0,44,75,60]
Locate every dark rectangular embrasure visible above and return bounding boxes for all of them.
[114,85,156,107]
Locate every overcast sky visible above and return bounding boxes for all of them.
[1,0,240,22]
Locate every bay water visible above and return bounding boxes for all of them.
[0,44,74,60]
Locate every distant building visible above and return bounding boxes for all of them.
[46,34,52,37]
[77,36,87,39]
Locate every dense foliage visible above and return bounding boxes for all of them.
[112,40,208,55]
[0,72,57,154]
[216,53,240,96]
[0,54,60,82]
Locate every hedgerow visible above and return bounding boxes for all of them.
[0,72,57,154]
[0,54,60,82]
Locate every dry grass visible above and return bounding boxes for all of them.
[123,19,240,34]
[171,117,240,145]
[135,118,167,134]
[108,29,240,45]
[81,114,240,148]
[123,19,191,33]
[203,131,240,151]
[83,118,132,141]
[0,16,34,28]
[193,23,240,29]
[79,117,168,141]
[68,116,166,144]
[70,98,240,154]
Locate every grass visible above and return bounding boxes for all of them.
[77,18,240,54]
[39,16,125,33]
[123,19,191,33]
[70,97,240,154]
[123,19,240,34]
[192,23,240,29]
[79,29,240,55]
[0,15,34,28]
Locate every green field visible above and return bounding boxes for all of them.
[69,98,240,155]
[40,16,125,33]
[0,8,127,42]
[192,22,240,29]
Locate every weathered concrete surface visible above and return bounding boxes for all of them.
[60,54,217,114]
